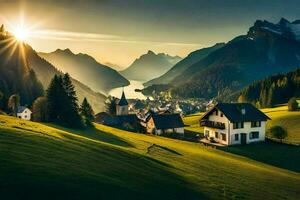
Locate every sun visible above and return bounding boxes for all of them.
[14,26,29,41]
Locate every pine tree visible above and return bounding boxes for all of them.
[62,73,83,128]
[46,75,65,121]
[80,97,94,126]
[105,96,117,116]
[46,74,83,128]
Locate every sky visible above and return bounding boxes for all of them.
[0,0,300,69]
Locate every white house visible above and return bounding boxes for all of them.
[17,106,32,121]
[199,103,270,145]
[146,113,184,135]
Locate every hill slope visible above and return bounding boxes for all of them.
[121,50,181,82]
[262,105,300,144]
[0,115,299,199]
[144,43,225,87]
[39,49,129,93]
[170,18,300,99]
[25,45,106,112]
[0,29,44,106]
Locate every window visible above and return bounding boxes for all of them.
[215,110,218,116]
[233,122,244,129]
[215,132,219,138]
[249,132,259,139]
[251,121,261,127]
[221,133,226,141]
[205,130,210,137]
[234,134,239,141]
[220,113,224,117]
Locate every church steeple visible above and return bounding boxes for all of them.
[118,90,128,106]
[116,90,129,116]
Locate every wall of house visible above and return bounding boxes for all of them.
[146,118,155,134]
[17,109,32,121]
[230,121,266,145]
[204,110,230,145]
[116,105,129,116]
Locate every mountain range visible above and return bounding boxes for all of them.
[0,25,106,112]
[144,43,225,87]
[26,46,106,112]
[39,49,129,93]
[120,50,181,82]
[144,18,300,100]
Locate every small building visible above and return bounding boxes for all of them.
[146,113,184,135]
[17,106,32,121]
[94,112,119,126]
[116,91,129,116]
[199,103,270,145]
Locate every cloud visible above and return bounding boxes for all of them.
[30,29,202,47]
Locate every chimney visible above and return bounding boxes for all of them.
[241,108,246,115]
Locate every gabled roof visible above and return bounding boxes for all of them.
[118,91,128,106]
[152,114,184,129]
[17,106,30,113]
[200,103,270,123]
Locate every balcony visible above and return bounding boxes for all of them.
[200,120,225,130]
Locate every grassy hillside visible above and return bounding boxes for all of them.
[0,115,300,199]
[183,112,204,134]
[262,106,300,145]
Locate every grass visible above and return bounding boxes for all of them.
[183,112,204,134]
[262,106,300,145]
[0,115,300,199]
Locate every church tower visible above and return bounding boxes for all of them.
[116,90,129,116]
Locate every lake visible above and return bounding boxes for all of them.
[108,80,148,99]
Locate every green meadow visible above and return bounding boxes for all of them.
[0,114,300,200]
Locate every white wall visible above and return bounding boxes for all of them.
[204,110,230,145]
[17,108,32,121]
[203,109,266,145]
[230,121,266,145]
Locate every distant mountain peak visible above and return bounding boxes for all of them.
[248,18,300,41]
[54,48,74,55]
[147,50,156,55]
[278,17,290,26]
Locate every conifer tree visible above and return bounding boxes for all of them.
[62,73,83,128]
[80,97,94,126]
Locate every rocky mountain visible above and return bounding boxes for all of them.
[162,18,300,99]
[144,43,225,87]
[39,49,129,93]
[26,47,106,112]
[0,26,44,106]
[120,50,181,82]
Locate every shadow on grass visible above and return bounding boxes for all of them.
[45,123,134,148]
[217,140,300,173]
[0,128,206,200]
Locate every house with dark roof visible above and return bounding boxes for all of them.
[199,103,270,145]
[146,113,184,135]
[17,106,32,121]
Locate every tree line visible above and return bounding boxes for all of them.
[0,73,95,128]
[238,68,300,108]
